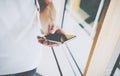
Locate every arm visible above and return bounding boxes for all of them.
[38,0,57,34]
[37,0,65,47]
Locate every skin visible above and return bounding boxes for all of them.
[37,0,65,47]
[37,26,65,47]
[39,0,56,34]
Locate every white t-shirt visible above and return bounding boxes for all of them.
[0,0,43,75]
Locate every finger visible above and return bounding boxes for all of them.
[43,41,59,47]
[38,39,44,44]
[38,39,49,45]
[55,28,65,34]
[47,42,60,47]
[48,23,55,34]
[37,36,41,39]
[38,37,60,47]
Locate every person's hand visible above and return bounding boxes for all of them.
[37,36,60,47]
[47,23,65,35]
[37,22,65,47]
[47,22,56,34]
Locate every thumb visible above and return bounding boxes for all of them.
[48,23,56,34]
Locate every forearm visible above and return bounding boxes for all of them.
[39,0,57,34]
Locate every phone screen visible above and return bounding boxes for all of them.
[44,32,76,44]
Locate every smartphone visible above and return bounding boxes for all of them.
[43,32,76,44]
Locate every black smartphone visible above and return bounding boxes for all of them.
[43,32,76,44]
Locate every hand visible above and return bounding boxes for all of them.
[48,22,56,34]
[47,23,65,35]
[37,36,60,47]
[37,23,65,47]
